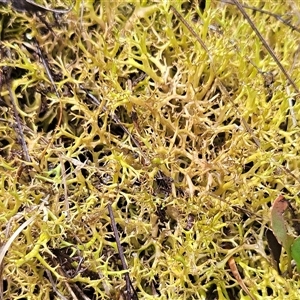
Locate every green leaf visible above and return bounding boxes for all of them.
[291,237,300,272]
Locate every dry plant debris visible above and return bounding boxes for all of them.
[1,0,300,299]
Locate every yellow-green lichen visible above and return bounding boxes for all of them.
[1,0,300,299]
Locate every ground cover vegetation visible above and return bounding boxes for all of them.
[1,0,300,299]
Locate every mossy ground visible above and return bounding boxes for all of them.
[1,0,300,299]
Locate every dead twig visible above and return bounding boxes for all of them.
[107,203,138,300]
[45,270,68,300]
[32,39,63,161]
[4,66,31,162]
[170,4,300,185]
[222,0,300,33]
[230,0,300,95]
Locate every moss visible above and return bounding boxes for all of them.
[1,0,300,299]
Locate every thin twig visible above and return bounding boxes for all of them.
[0,215,36,273]
[0,118,49,145]
[6,79,31,162]
[45,270,68,300]
[170,4,260,148]
[34,40,60,99]
[107,203,138,300]
[230,0,300,95]
[169,6,211,57]
[231,0,299,140]
[221,0,300,33]
[3,49,31,162]
[170,5,300,185]
[33,39,63,159]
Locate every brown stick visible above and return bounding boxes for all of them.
[107,203,138,300]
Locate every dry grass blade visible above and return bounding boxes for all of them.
[0,215,36,289]
[228,256,255,300]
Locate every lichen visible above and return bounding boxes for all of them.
[1,0,300,299]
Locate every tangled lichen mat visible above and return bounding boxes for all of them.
[1,1,300,299]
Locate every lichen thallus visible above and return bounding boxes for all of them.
[2,1,300,299]
[170,1,300,297]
